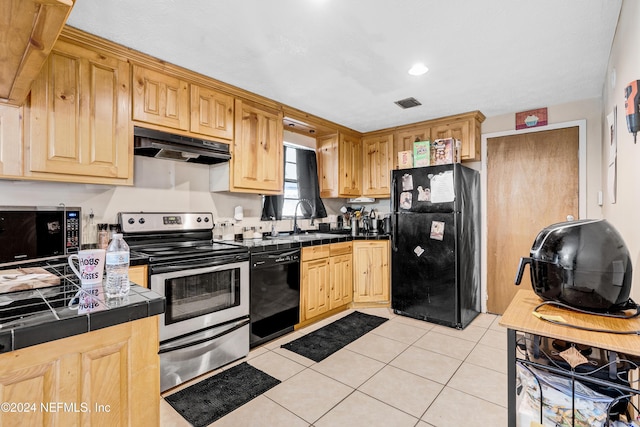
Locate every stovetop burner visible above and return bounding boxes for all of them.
[118,212,249,264]
[130,241,247,261]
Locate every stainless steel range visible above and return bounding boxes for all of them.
[118,212,249,392]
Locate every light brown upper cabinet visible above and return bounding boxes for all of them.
[386,110,486,169]
[338,133,362,197]
[0,0,75,105]
[132,65,234,142]
[190,84,234,140]
[231,98,283,194]
[393,127,430,169]
[132,65,190,131]
[316,133,338,198]
[29,39,132,184]
[0,104,23,178]
[362,133,393,197]
[316,132,361,198]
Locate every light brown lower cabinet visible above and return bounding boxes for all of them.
[352,240,390,303]
[0,316,159,427]
[128,265,148,288]
[329,242,353,310]
[300,242,353,322]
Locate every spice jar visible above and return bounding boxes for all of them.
[97,224,109,249]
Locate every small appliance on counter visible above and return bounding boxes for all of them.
[515,219,634,312]
[0,205,81,266]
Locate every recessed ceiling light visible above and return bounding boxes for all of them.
[408,63,429,76]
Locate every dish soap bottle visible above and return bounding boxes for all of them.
[105,233,130,298]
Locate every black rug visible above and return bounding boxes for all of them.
[164,362,280,427]
[281,311,388,362]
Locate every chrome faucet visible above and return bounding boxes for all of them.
[293,199,314,234]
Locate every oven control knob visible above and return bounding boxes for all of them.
[204,217,210,223]
[197,217,202,223]
[138,218,145,224]
[128,217,135,225]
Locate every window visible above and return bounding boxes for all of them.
[282,144,305,217]
[261,142,326,221]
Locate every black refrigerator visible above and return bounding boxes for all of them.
[391,163,480,329]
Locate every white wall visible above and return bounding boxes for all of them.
[601,0,640,301]
[0,129,350,244]
[0,156,265,244]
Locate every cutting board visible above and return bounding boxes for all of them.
[0,267,61,294]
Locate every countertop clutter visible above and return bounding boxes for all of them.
[228,231,390,252]
[0,257,165,354]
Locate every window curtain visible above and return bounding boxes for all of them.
[260,147,327,220]
[261,193,283,220]
[295,148,327,219]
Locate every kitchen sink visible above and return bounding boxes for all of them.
[266,232,344,241]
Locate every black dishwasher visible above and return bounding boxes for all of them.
[250,248,300,347]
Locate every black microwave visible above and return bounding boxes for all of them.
[0,206,81,265]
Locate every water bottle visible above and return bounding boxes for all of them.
[105,233,130,298]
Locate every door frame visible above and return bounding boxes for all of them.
[480,119,586,313]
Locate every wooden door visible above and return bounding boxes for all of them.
[338,133,361,197]
[190,84,234,140]
[301,258,330,321]
[29,41,131,180]
[0,103,22,177]
[329,254,353,309]
[0,317,159,427]
[353,241,390,303]
[486,127,579,314]
[232,99,283,194]
[316,134,338,198]
[394,127,430,169]
[132,65,189,130]
[362,134,393,197]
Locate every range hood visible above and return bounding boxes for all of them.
[133,126,231,165]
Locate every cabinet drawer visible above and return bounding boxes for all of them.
[302,245,330,261]
[329,242,352,256]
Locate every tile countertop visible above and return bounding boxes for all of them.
[224,232,390,253]
[0,256,165,354]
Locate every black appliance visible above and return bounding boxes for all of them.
[118,212,250,392]
[250,248,300,347]
[0,206,81,265]
[391,164,480,329]
[133,126,231,164]
[515,219,633,312]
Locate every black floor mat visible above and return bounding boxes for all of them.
[164,362,280,427]
[281,311,388,362]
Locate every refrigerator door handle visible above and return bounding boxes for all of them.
[514,257,532,285]
[391,213,398,252]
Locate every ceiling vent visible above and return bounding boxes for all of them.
[394,97,422,109]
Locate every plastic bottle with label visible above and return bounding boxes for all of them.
[105,233,130,298]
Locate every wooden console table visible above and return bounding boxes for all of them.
[499,289,640,426]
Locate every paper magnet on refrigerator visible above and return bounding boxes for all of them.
[430,221,445,240]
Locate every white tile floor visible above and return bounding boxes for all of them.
[160,308,508,427]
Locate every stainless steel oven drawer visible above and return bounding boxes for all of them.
[159,316,249,392]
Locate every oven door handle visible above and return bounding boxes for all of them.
[150,255,247,274]
[158,317,249,354]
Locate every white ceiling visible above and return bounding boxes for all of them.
[67,0,622,133]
